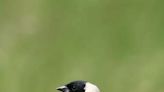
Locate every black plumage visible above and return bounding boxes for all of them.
[66,81,86,92]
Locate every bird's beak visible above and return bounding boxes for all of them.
[56,86,68,92]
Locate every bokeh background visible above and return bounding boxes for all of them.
[0,0,164,92]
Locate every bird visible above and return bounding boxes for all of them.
[56,80,100,92]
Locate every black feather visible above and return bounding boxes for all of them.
[66,80,87,92]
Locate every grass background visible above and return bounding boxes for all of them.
[0,0,164,92]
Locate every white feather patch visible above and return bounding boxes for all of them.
[84,82,100,92]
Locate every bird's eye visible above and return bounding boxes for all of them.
[72,86,76,90]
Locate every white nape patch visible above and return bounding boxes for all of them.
[84,82,100,92]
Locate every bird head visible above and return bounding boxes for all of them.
[56,80,100,92]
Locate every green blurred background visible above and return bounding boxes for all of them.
[0,0,164,92]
